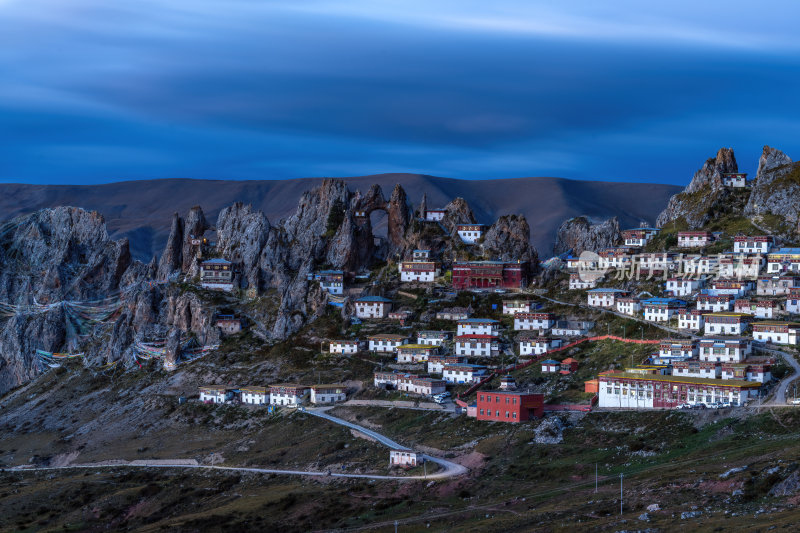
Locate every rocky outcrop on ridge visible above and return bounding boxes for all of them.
[656,147,741,229]
[553,216,621,256]
[745,146,800,228]
[480,214,538,264]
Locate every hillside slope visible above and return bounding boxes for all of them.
[0,175,680,260]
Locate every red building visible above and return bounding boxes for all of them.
[452,261,529,290]
[476,390,544,423]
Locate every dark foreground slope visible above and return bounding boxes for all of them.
[0,175,679,260]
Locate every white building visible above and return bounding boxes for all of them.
[718,256,763,279]
[641,298,686,322]
[396,344,439,363]
[756,276,799,296]
[240,386,268,405]
[637,253,675,273]
[696,293,734,313]
[721,172,747,187]
[734,235,773,254]
[454,335,499,357]
[200,258,235,291]
[416,330,450,346]
[502,300,535,315]
[788,288,800,314]
[442,364,488,384]
[569,272,597,290]
[390,449,419,467]
[587,288,629,308]
[698,337,752,363]
[733,299,777,319]
[519,336,562,356]
[677,309,706,331]
[657,339,697,361]
[513,312,556,331]
[456,224,485,244]
[427,355,467,374]
[708,280,752,298]
[666,278,704,297]
[752,322,800,345]
[354,296,392,319]
[269,384,309,407]
[399,261,440,282]
[616,297,641,316]
[199,385,228,404]
[541,359,561,373]
[677,231,713,248]
[767,249,800,274]
[672,360,721,380]
[368,334,409,353]
[681,255,717,276]
[310,384,347,404]
[704,313,750,336]
[329,340,360,355]
[622,226,660,247]
[457,318,499,337]
[424,209,446,222]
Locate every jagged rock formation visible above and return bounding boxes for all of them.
[656,148,741,229]
[553,216,621,255]
[745,146,800,227]
[440,197,476,235]
[215,202,270,290]
[480,214,538,264]
[157,213,184,281]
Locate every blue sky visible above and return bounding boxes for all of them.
[1,0,800,185]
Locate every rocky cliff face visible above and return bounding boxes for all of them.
[745,146,800,227]
[656,148,741,228]
[440,197,476,235]
[480,214,538,264]
[553,216,621,255]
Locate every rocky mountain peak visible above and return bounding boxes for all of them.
[553,216,621,255]
[684,147,738,195]
[480,214,538,264]
[756,145,792,180]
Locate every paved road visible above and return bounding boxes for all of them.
[11,409,468,481]
[757,346,800,405]
[306,407,468,479]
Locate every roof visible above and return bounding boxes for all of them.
[443,363,487,369]
[397,344,438,350]
[356,296,392,303]
[602,372,760,388]
[317,269,343,275]
[587,288,629,293]
[369,334,409,340]
[199,385,228,391]
[455,335,498,341]
[642,297,686,305]
[311,383,347,390]
[458,318,499,324]
[240,386,267,393]
[541,359,560,365]
[202,258,231,265]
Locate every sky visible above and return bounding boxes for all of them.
[2,0,800,186]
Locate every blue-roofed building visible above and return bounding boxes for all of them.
[412,249,431,261]
[200,258,234,292]
[355,295,392,319]
[767,248,800,274]
[541,359,561,373]
[308,270,345,295]
[641,297,687,322]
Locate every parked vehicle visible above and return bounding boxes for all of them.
[791,398,800,405]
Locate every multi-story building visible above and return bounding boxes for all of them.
[399,261,440,282]
[751,321,800,345]
[518,335,563,356]
[513,312,556,331]
[708,279,752,297]
[396,344,440,364]
[587,288,629,308]
[637,253,676,273]
[698,337,752,363]
[368,334,409,353]
[424,209,446,222]
[665,277,705,297]
[734,235,773,254]
[502,300,535,315]
[199,385,229,404]
[412,249,431,261]
[476,390,544,422]
[454,335,500,357]
[718,256,763,279]
[329,339,360,354]
[200,258,235,291]
[457,318,500,337]
[436,307,472,321]
[677,309,707,331]
[616,296,641,316]
[427,355,467,374]
[269,384,309,407]
[788,287,800,314]
[452,261,529,290]
[677,231,714,248]
[598,248,634,270]
[442,363,488,384]
[354,296,392,319]
[721,172,748,187]
[310,270,344,295]
[733,299,777,319]
[767,248,800,273]
[455,224,486,244]
[641,298,687,322]
[655,339,698,363]
[416,330,451,346]
[672,360,721,380]
[681,255,717,276]
[704,313,751,336]
[310,384,348,404]
[551,320,593,337]
[697,293,734,313]
[569,272,597,290]
[597,372,760,408]
[240,386,268,405]
[756,275,799,296]
[622,226,660,247]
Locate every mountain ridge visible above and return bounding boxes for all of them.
[0,174,680,261]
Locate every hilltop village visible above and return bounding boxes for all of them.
[188,166,800,421]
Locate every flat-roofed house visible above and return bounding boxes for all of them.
[551,320,593,336]
[457,318,500,336]
[721,172,748,187]
[587,288,629,308]
[677,309,708,331]
[666,278,704,297]
[396,344,439,364]
[757,275,799,296]
[704,313,751,336]
[269,384,309,407]
[767,248,800,274]
[399,261,440,283]
[416,330,451,346]
[456,224,486,244]
[310,384,348,404]
[697,293,734,313]
[672,360,721,380]
[329,339,360,354]
[355,296,392,319]
[642,298,687,322]
[454,335,500,357]
[200,258,235,291]
[368,334,409,353]
[199,385,228,404]
[752,321,800,345]
[698,337,752,363]
[678,231,714,248]
[788,287,800,314]
[518,335,563,356]
[389,449,419,467]
[427,355,467,374]
[734,235,773,254]
[442,363,487,384]
[734,299,777,319]
[598,372,760,408]
[513,312,556,331]
[616,296,641,316]
[240,386,268,405]
[502,300,535,315]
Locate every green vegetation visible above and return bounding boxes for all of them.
[323,198,346,238]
